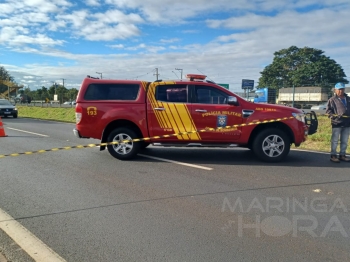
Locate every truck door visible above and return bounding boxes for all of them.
[146,82,199,142]
[187,84,243,142]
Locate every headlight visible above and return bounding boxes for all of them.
[292,112,305,123]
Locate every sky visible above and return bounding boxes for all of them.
[0,0,350,93]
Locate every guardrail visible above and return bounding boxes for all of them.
[15,102,76,108]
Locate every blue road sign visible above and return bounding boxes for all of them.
[242,79,254,89]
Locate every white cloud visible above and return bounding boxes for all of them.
[1,0,350,91]
[108,44,125,49]
[160,38,180,44]
[86,0,99,6]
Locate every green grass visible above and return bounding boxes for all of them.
[18,106,76,123]
[16,106,349,154]
[292,115,334,153]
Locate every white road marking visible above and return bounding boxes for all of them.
[0,208,66,262]
[6,127,49,137]
[292,148,329,154]
[139,154,213,170]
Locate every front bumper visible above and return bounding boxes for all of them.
[73,128,82,138]
[305,111,318,135]
[0,109,17,117]
[73,128,90,139]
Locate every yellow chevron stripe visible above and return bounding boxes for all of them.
[147,83,167,128]
[162,102,183,140]
[184,104,201,140]
[159,101,172,129]
[167,103,190,140]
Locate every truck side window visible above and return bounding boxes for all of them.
[194,85,228,104]
[156,84,188,103]
[84,84,140,100]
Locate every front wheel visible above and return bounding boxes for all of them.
[252,128,290,162]
[107,128,141,160]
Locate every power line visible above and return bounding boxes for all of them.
[175,68,183,79]
[153,68,160,80]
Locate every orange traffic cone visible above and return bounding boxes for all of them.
[0,117,7,137]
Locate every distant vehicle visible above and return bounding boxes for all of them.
[301,104,312,109]
[14,94,31,104]
[0,99,18,118]
[279,86,329,109]
[311,103,327,110]
[63,100,76,105]
[254,88,277,104]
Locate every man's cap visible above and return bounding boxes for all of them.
[334,82,345,89]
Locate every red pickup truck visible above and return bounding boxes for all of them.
[74,74,317,162]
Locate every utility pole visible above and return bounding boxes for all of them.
[154,68,159,80]
[292,84,295,108]
[175,68,183,79]
[96,72,102,79]
[61,78,66,88]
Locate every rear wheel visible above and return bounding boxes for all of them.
[252,128,290,162]
[107,128,141,160]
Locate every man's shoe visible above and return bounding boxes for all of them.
[339,155,350,162]
[330,155,340,163]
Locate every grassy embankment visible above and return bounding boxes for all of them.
[18,106,76,123]
[16,106,349,154]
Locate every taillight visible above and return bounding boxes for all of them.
[75,105,82,124]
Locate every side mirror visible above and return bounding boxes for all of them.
[227,96,239,106]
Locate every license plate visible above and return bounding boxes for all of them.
[4,112,11,114]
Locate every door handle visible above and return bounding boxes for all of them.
[154,107,165,111]
[195,109,207,113]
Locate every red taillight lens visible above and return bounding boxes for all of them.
[75,105,82,124]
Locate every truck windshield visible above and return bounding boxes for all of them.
[0,100,12,105]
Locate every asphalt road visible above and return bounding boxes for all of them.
[0,117,350,262]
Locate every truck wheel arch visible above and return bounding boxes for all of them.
[247,122,294,150]
[251,127,291,162]
[107,127,141,160]
[100,120,144,151]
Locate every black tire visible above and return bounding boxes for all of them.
[140,142,150,149]
[107,127,141,160]
[252,128,290,162]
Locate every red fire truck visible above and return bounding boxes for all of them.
[74,74,317,162]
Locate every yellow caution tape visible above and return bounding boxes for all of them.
[325,114,350,118]
[0,116,296,159]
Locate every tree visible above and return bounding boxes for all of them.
[258,46,348,89]
[67,88,78,101]
[0,65,14,82]
[0,65,15,94]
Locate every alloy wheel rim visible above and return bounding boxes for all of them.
[262,134,285,157]
[113,133,133,155]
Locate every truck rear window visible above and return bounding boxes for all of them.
[84,83,140,100]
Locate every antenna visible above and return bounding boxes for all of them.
[197,68,215,82]
[172,71,179,79]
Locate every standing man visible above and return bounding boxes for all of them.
[326,82,350,163]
